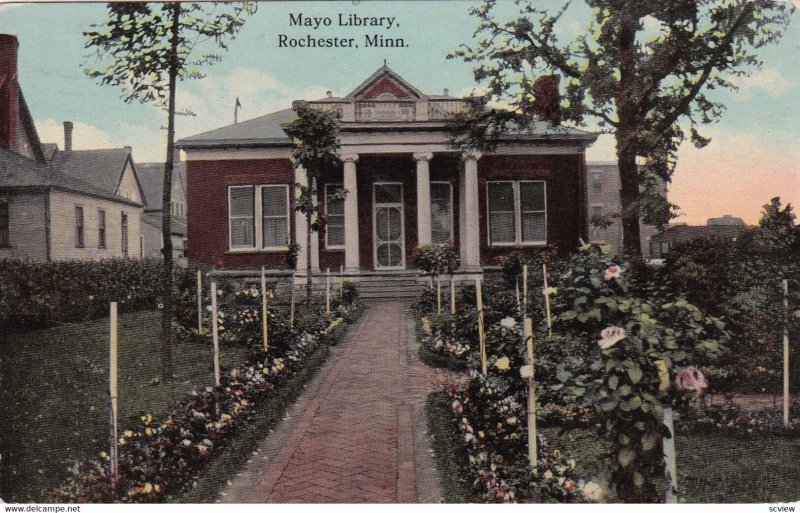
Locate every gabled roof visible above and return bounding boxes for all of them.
[0,149,141,206]
[41,143,58,161]
[177,107,296,149]
[345,64,425,100]
[136,161,187,211]
[49,147,134,197]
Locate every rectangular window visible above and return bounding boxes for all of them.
[591,205,603,219]
[229,186,255,248]
[121,212,129,257]
[75,206,84,248]
[487,182,516,244]
[98,209,106,249]
[0,199,8,248]
[262,185,289,249]
[487,180,547,246]
[591,173,602,194]
[430,182,453,244]
[325,183,345,248]
[520,181,546,243]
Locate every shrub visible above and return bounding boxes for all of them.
[0,259,165,334]
[412,243,459,275]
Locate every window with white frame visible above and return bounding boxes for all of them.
[325,183,344,248]
[0,198,9,248]
[261,185,290,249]
[228,185,290,250]
[487,180,547,245]
[75,205,85,248]
[591,172,602,194]
[430,182,453,244]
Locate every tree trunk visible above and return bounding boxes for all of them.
[160,1,180,380]
[617,148,642,257]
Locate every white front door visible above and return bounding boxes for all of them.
[373,182,405,270]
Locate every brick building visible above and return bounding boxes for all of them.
[177,65,598,275]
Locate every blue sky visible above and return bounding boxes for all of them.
[1,1,798,224]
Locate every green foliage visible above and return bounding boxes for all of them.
[449,0,794,252]
[0,258,165,333]
[412,243,459,275]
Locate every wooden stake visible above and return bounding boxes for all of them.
[543,263,553,336]
[783,279,790,427]
[290,279,296,328]
[476,278,487,375]
[524,317,537,472]
[211,282,220,386]
[663,406,678,503]
[522,265,528,317]
[326,268,331,315]
[261,267,268,353]
[436,275,442,315]
[450,277,456,315]
[196,270,203,334]
[515,278,521,312]
[109,302,119,482]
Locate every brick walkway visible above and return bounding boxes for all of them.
[218,301,456,503]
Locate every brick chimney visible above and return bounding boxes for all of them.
[63,121,73,151]
[532,74,561,125]
[0,34,19,150]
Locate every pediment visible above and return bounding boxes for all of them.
[347,65,426,101]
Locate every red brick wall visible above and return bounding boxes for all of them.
[186,158,294,269]
[360,76,414,100]
[478,154,585,264]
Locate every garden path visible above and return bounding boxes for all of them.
[217,301,459,503]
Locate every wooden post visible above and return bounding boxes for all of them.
[515,277,521,312]
[783,279,790,427]
[211,281,220,386]
[196,270,203,334]
[522,265,528,318]
[109,302,119,482]
[436,275,442,315]
[476,278,487,375]
[543,263,553,336]
[326,268,331,315]
[663,406,678,503]
[450,277,456,315]
[524,317,537,472]
[261,267,269,353]
[290,279,296,328]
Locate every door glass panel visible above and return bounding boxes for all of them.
[388,208,401,240]
[388,244,402,266]
[376,207,390,240]
[377,244,389,267]
[375,183,402,203]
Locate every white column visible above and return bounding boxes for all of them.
[294,165,308,274]
[293,165,320,275]
[414,152,433,246]
[342,154,360,273]
[462,151,482,270]
[309,176,320,272]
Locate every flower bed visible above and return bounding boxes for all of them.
[680,405,800,438]
[56,288,360,503]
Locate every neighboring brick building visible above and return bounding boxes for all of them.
[177,65,598,274]
[0,34,143,262]
[585,161,662,257]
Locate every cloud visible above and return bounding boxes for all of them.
[0,3,23,13]
[36,119,117,149]
[733,66,793,100]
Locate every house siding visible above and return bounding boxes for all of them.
[0,191,48,261]
[478,154,585,264]
[117,160,143,205]
[185,158,294,269]
[49,190,141,260]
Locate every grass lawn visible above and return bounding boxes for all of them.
[427,392,800,503]
[0,311,250,503]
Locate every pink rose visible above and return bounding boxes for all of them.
[677,367,708,392]
[604,265,624,281]
[598,326,626,349]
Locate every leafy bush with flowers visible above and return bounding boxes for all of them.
[56,288,360,503]
[0,259,166,333]
[412,243,459,276]
[545,245,728,502]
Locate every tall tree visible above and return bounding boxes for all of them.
[450,0,793,255]
[284,103,341,303]
[85,2,256,379]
